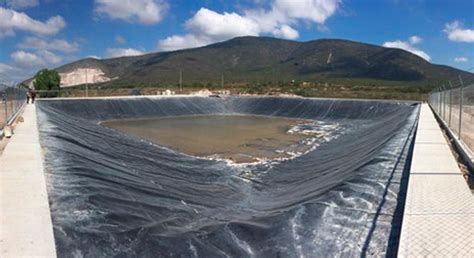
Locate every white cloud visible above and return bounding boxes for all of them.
[10,50,44,67]
[10,50,62,68]
[409,35,422,44]
[3,48,66,83]
[0,64,37,84]
[383,36,431,61]
[0,63,21,84]
[272,24,299,39]
[115,35,126,44]
[454,57,468,63]
[38,50,62,64]
[157,34,211,52]
[105,48,144,58]
[0,7,65,37]
[273,0,339,24]
[186,8,260,41]
[95,0,168,25]
[0,63,42,85]
[0,63,17,76]
[158,8,260,51]
[5,0,39,9]
[0,61,44,84]
[157,0,339,51]
[17,36,79,53]
[244,0,339,36]
[444,21,474,43]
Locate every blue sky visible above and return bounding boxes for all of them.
[0,0,473,84]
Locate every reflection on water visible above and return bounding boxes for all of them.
[101,115,322,163]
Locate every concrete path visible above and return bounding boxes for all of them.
[0,105,56,257]
[398,104,474,257]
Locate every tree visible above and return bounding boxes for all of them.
[33,69,60,97]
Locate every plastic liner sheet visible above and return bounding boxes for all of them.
[36,96,419,257]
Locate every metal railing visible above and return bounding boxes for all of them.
[428,75,474,156]
[0,84,27,134]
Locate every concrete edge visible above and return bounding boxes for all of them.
[37,94,420,104]
[34,105,58,257]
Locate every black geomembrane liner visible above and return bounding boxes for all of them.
[37,96,419,257]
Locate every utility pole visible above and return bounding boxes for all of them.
[179,69,183,93]
[85,68,89,98]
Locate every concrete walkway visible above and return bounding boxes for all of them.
[398,104,474,257]
[0,105,56,257]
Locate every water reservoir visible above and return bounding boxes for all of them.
[37,96,419,257]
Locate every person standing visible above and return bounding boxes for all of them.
[26,89,31,104]
[30,89,37,104]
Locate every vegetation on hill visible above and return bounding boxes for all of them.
[26,37,474,100]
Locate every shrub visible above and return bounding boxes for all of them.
[33,69,60,98]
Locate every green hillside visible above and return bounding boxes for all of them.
[46,36,474,92]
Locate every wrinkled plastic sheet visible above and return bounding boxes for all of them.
[37,96,419,257]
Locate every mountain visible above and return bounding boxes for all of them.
[41,37,474,88]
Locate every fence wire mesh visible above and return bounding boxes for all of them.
[429,76,474,155]
[0,84,27,133]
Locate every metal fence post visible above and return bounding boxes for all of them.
[444,89,447,120]
[444,88,448,120]
[4,89,8,125]
[458,75,464,140]
[438,89,442,113]
[438,90,441,117]
[448,81,453,127]
[441,85,445,119]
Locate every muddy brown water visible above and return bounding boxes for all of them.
[101,115,314,163]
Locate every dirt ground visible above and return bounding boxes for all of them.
[447,105,474,154]
[0,102,6,129]
[102,115,314,163]
[0,108,25,157]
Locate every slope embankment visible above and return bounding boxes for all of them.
[36,96,419,257]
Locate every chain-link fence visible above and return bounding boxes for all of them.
[0,84,27,133]
[429,75,474,156]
